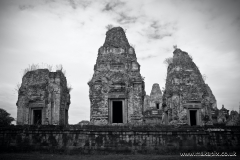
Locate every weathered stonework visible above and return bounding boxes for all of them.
[143,95,150,111]
[88,27,145,125]
[216,105,229,124]
[226,110,239,126]
[143,83,163,124]
[149,83,162,109]
[16,69,71,125]
[210,105,239,126]
[162,48,215,126]
[1,125,240,154]
[205,84,217,109]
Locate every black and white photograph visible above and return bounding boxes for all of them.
[0,0,240,159]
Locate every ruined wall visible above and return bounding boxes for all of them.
[163,48,215,126]
[1,125,239,154]
[226,110,240,126]
[143,109,163,124]
[16,69,70,125]
[88,27,145,125]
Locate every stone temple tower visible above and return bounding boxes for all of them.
[143,83,163,124]
[149,83,162,109]
[162,48,215,126]
[16,69,71,125]
[88,27,145,125]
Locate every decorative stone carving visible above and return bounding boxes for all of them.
[132,62,139,71]
[128,47,134,54]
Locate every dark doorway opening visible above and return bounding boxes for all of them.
[33,110,42,125]
[156,103,159,109]
[112,101,123,123]
[190,110,197,126]
[65,109,68,125]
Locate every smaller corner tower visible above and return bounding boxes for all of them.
[16,69,71,125]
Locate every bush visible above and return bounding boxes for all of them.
[0,108,15,126]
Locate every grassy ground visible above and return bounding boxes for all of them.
[0,153,239,160]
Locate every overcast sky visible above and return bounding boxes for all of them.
[0,0,240,124]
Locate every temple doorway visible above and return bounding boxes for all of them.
[190,110,197,126]
[112,100,123,123]
[65,109,68,125]
[33,109,42,125]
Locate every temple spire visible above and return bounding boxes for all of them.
[103,27,130,49]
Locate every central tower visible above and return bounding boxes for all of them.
[88,27,145,125]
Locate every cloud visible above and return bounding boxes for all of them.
[67,0,91,9]
[19,5,34,10]
[67,0,76,9]
[139,54,158,60]
[102,0,125,12]
[141,21,177,40]
[1,0,240,124]
[117,12,137,24]
[232,16,240,30]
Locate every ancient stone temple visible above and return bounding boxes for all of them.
[88,27,145,125]
[162,48,215,126]
[226,110,239,126]
[143,83,163,124]
[216,105,229,124]
[16,69,71,125]
[149,83,162,109]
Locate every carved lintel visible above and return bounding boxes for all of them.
[29,101,45,108]
[108,93,126,98]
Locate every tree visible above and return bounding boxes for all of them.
[0,108,15,126]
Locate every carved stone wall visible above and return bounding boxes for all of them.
[16,69,71,125]
[162,48,215,126]
[88,27,145,125]
[1,126,240,154]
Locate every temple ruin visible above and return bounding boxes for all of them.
[16,69,71,125]
[226,110,239,126]
[88,27,145,125]
[143,83,163,124]
[162,48,215,126]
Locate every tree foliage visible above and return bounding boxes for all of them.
[0,108,15,126]
[163,57,173,66]
[105,24,114,30]
[22,63,53,77]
